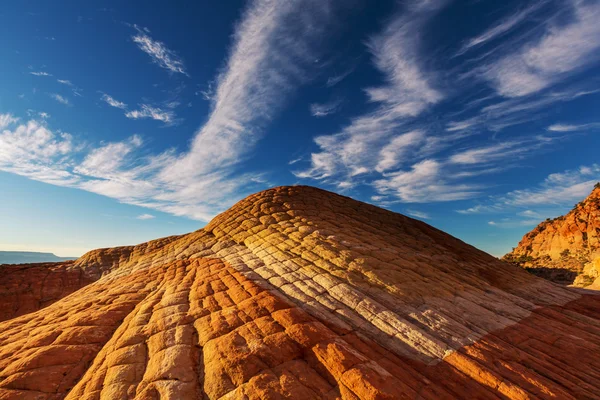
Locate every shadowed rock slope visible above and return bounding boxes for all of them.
[504,184,600,288]
[1,185,600,399]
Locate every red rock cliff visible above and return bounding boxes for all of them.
[504,184,600,287]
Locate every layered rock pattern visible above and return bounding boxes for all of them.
[1,186,600,399]
[504,185,600,287]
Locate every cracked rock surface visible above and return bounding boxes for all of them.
[1,186,600,399]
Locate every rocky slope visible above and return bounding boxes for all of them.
[504,184,600,287]
[1,185,600,399]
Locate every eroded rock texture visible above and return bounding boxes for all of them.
[1,186,600,399]
[504,185,600,287]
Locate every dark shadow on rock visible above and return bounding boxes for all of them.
[524,266,579,285]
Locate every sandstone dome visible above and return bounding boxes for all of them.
[1,186,599,399]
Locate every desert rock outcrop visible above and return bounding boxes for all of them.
[1,185,600,399]
[504,184,600,287]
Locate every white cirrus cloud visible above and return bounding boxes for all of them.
[373,159,481,203]
[158,0,344,183]
[136,213,155,220]
[295,1,446,182]
[326,67,355,87]
[50,93,70,105]
[406,209,431,220]
[455,165,600,221]
[57,79,73,86]
[456,1,547,56]
[30,71,52,77]
[501,164,600,207]
[0,117,77,186]
[132,28,187,75]
[485,0,600,97]
[310,99,341,117]
[101,94,128,110]
[125,105,174,124]
[375,130,425,173]
[547,122,600,132]
[74,135,143,179]
[0,0,347,222]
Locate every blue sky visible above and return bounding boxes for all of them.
[1,0,600,257]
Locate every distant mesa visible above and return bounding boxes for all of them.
[504,183,600,289]
[1,186,599,399]
[0,251,77,265]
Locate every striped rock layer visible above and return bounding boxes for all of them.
[1,186,600,400]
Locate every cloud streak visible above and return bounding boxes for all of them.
[101,94,127,109]
[50,94,70,105]
[295,1,446,183]
[484,0,600,97]
[547,122,600,132]
[30,71,52,77]
[310,99,342,117]
[125,105,174,124]
[0,0,346,221]
[132,28,188,75]
[456,1,547,56]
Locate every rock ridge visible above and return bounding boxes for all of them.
[1,185,600,399]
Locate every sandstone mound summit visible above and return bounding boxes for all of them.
[504,184,600,288]
[2,186,600,399]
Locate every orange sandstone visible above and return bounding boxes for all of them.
[1,186,599,399]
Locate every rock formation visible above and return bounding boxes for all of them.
[504,184,600,288]
[1,185,600,399]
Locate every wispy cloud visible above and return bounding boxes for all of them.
[310,99,341,117]
[132,27,187,75]
[326,67,355,87]
[50,93,70,105]
[447,86,600,133]
[456,165,600,222]
[375,130,425,173]
[456,205,491,215]
[0,117,76,186]
[501,164,600,206]
[159,0,342,183]
[56,79,83,97]
[0,0,345,221]
[101,94,128,109]
[373,159,481,203]
[0,114,19,129]
[456,1,547,56]
[295,1,446,182]
[125,104,174,124]
[547,122,600,132]
[406,209,431,220]
[30,71,52,77]
[484,0,600,97]
[488,219,540,228]
[136,213,155,220]
[449,137,550,165]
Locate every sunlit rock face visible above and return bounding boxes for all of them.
[1,186,599,399]
[504,185,600,287]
